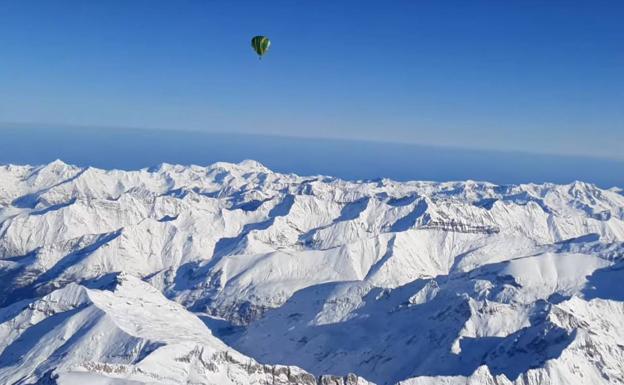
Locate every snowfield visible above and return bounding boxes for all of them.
[0,159,623,385]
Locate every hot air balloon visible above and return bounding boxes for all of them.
[251,35,271,59]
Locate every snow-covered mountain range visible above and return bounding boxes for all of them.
[0,159,623,385]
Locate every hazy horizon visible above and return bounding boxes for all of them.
[1,125,622,188]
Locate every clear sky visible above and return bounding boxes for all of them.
[0,1,622,159]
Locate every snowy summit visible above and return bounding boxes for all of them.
[0,160,623,385]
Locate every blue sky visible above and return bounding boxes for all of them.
[0,0,622,159]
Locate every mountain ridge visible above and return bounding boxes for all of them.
[0,160,623,384]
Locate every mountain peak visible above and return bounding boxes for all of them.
[1,161,623,384]
[238,159,270,171]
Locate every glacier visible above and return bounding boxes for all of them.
[0,159,623,385]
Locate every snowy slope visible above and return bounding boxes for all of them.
[0,160,623,384]
[0,272,370,385]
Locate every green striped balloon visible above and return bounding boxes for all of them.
[251,35,271,59]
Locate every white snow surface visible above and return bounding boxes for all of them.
[0,159,623,385]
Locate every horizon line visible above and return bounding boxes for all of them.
[1,120,623,164]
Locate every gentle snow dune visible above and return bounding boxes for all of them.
[0,160,623,384]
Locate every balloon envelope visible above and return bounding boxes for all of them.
[251,36,271,58]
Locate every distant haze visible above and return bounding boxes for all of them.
[1,125,622,188]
